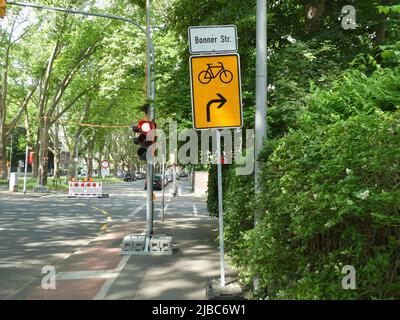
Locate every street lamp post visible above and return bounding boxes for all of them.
[8,0,156,250]
[8,136,13,180]
[23,145,30,195]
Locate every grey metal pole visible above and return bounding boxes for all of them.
[172,164,177,197]
[145,0,155,251]
[216,129,226,287]
[8,0,157,251]
[254,0,267,292]
[23,145,29,195]
[7,1,155,180]
[161,155,165,222]
[254,0,267,225]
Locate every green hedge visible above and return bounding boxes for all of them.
[245,111,400,299]
[206,164,231,217]
[206,66,400,299]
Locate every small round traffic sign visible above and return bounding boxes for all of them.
[101,160,110,169]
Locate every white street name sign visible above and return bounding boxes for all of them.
[188,25,238,54]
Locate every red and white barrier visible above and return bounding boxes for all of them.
[68,181,103,198]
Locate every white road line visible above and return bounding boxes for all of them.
[93,255,131,300]
[129,203,146,217]
[193,204,198,216]
[157,204,169,218]
[56,270,114,280]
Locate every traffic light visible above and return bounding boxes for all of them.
[0,0,6,19]
[132,120,156,161]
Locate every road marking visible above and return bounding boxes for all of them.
[56,270,114,280]
[157,204,169,218]
[193,205,198,216]
[0,227,29,232]
[129,203,146,217]
[93,255,131,300]
[92,206,113,231]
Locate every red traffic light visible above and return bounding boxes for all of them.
[138,120,155,135]
[132,120,156,161]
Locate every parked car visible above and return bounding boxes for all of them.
[166,174,173,183]
[123,173,136,182]
[178,172,188,179]
[144,174,163,191]
[163,175,169,186]
[135,172,145,180]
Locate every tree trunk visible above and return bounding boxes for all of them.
[38,118,50,186]
[375,0,390,45]
[0,131,6,179]
[87,140,93,179]
[32,138,39,179]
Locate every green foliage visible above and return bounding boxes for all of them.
[200,1,400,300]
[299,68,400,128]
[246,111,400,299]
[222,167,254,269]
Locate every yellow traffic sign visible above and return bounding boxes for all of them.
[0,0,6,18]
[190,53,242,129]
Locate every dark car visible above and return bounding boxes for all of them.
[178,172,188,179]
[123,173,136,182]
[144,174,162,191]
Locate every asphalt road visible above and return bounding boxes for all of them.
[0,179,180,299]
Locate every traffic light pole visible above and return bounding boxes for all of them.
[8,1,157,248]
[144,0,155,251]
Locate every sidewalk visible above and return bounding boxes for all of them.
[13,194,237,300]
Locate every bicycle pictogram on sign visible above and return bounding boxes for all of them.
[198,62,233,84]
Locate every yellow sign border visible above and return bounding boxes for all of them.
[189,53,243,130]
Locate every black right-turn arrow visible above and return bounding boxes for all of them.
[206,93,227,122]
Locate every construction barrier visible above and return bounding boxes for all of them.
[68,181,107,198]
[121,234,173,255]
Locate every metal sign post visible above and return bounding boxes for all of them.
[23,145,29,195]
[161,155,165,222]
[188,24,242,288]
[216,129,226,287]
[144,0,155,251]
